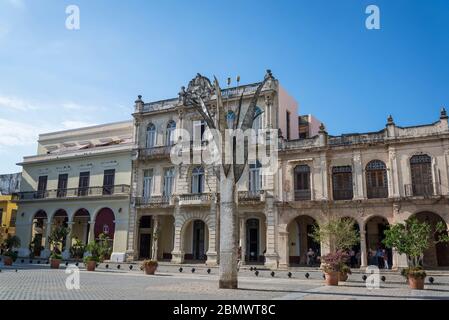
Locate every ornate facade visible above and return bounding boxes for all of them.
[13,72,449,269]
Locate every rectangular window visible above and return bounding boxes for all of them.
[193,120,206,142]
[10,210,17,227]
[143,169,153,200]
[57,174,68,198]
[332,166,353,200]
[103,169,115,195]
[286,111,291,140]
[37,176,48,199]
[78,172,90,196]
[163,168,175,198]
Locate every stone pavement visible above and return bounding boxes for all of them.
[1,261,449,300]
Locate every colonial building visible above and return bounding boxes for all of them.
[14,121,133,261]
[11,71,449,270]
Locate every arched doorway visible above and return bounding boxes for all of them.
[365,216,391,269]
[287,215,320,266]
[72,209,90,245]
[414,212,449,267]
[182,219,208,261]
[31,210,47,257]
[94,208,115,250]
[52,209,68,252]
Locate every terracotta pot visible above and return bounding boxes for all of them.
[3,256,13,266]
[408,275,425,290]
[144,264,157,275]
[50,258,61,269]
[324,271,339,286]
[339,272,348,282]
[86,261,96,272]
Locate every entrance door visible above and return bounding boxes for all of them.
[246,219,259,262]
[139,234,152,259]
[192,220,205,260]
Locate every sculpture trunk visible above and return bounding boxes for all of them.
[218,170,238,289]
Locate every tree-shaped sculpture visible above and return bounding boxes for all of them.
[182,71,273,289]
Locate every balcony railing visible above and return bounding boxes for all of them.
[15,185,130,201]
[332,189,354,201]
[294,189,311,201]
[134,196,171,207]
[404,183,437,197]
[138,146,172,159]
[179,193,212,202]
[367,187,389,199]
[238,190,264,202]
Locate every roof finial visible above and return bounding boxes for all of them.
[319,123,326,133]
[387,115,394,125]
[440,107,448,119]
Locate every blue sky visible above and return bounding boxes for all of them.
[0,0,448,173]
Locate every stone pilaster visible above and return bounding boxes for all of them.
[264,194,278,269]
[360,230,368,268]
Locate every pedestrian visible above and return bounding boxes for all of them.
[306,248,315,266]
[382,249,389,269]
[237,246,242,271]
[349,249,356,267]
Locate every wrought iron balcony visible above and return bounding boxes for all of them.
[238,190,264,203]
[134,196,171,207]
[294,189,312,201]
[367,187,389,199]
[404,183,438,197]
[332,189,354,201]
[178,193,213,206]
[14,185,130,201]
[138,146,172,159]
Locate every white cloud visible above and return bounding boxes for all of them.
[0,95,39,111]
[62,120,98,129]
[0,118,42,147]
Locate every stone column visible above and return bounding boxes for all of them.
[62,221,74,260]
[360,230,368,268]
[239,216,246,265]
[88,220,95,243]
[278,230,289,269]
[392,248,399,270]
[264,195,278,269]
[151,215,159,260]
[171,204,184,264]
[206,201,218,266]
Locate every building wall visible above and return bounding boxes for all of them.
[0,195,17,238]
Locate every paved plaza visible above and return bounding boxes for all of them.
[1,262,449,300]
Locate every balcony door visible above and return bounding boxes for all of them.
[78,172,90,196]
[294,165,311,200]
[143,169,153,201]
[366,160,388,199]
[410,155,433,196]
[332,166,353,200]
[37,176,48,199]
[57,174,68,198]
[103,169,115,195]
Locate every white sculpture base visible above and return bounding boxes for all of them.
[110,252,126,263]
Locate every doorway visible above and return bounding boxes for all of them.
[246,219,260,262]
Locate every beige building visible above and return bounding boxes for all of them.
[11,72,449,270]
[14,121,133,262]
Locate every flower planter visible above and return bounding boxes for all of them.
[86,261,96,272]
[50,258,61,269]
[324,271,339,286]
[144,264,157,275]
[339,272,349,282]
[408,276,425,290]
[3,256,13,266]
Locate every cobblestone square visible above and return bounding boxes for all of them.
[1,263,449,300]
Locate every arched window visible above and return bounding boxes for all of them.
[410,154,433,196]
[191,167,205,194]
[332,166,353,200]
[146,123,156,149]
[252,107,263,132]
[166,121,176,146]
[294,165,311,200]
[249,161,262,194]
[366,160,388,199]
[226,111,235,129]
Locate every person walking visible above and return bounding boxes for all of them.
[382,249,389,269]
[306,248,315,266]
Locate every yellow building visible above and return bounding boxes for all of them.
[0,195,17,241]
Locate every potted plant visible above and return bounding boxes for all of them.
[83,240,102,272]
[383,218,449,290]
[311,217,359,285]
[29,236,44,258]
[2,235,21,266]
[142,260,158,275]
[97,233,112,261]
[48,224,70,269]
[70,238,86,260]
[321,251,349,285]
